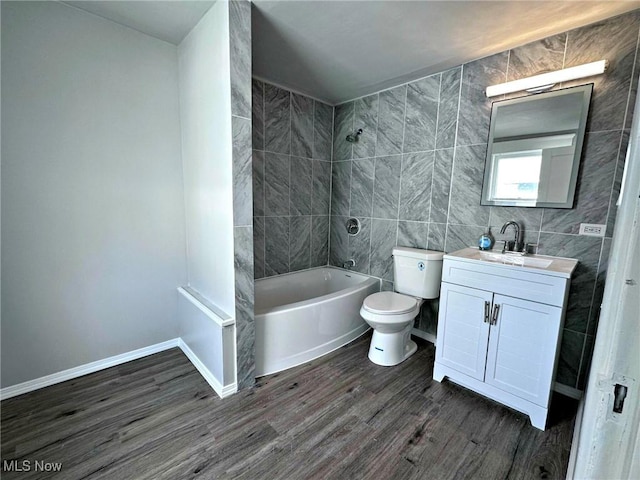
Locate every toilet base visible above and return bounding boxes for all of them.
[367,325,418,366]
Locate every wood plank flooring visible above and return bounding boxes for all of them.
[1,334,577,479]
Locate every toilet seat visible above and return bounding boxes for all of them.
[362,292,418,315]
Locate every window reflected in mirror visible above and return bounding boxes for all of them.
[481,84,593,209]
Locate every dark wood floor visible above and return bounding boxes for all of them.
[1,334,577,479]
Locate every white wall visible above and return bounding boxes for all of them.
[1,2,187,388]
[176,1,237,390]
[178,1,235,315]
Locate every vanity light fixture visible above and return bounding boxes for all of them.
[485,60,608,98]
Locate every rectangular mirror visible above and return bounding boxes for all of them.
[481,84,593,208]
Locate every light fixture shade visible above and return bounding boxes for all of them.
[485,60,608,98]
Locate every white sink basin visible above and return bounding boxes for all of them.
[479,252,554,268]
[444,248,579,278]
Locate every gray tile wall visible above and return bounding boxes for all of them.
[329,11,640,391]
[252,80,333,278]
[229,0,254,390]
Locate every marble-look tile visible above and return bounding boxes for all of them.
[588,237,610,335]
[233,225,254,389]
[397,221,427,249]
[556,329,584,388]
[314,102,333,160]
[232,117,253,227]
[252,150,265,217]
[538,233,601,334]
[448,144,490,226]
[626,40,640,130]
[415,299,439,336]
[370,219,398,281]
[427,223,446,252]
[399,151,434,222]
[290,216,311,272]
[491,229,540,249]
[541,130,620,234]
[253,217,265,279]
[606,129,630,237]
[430,148,454,223]
[457,52,508,147]
[291,93,314,158]
[376,85,407,156]
[329,215,349,267]
[252,79,264,150]
[349,217,371,275]
[353,94,379,159]
[350,158,375,217]
[507,34,566,82]
[436,67,462,149]
[489,207,543,244]
[290,157,312,216]
[331,161,351,216]
[489,207,543,233]
[372,155,402,219]
[264,152,290,216]
[578,334,596,390]
[229,0,251,119]
[564,11,639,133]
[264,84,290,154]
[381,280,394,292]
[403,75,440,153]
[312,160,331,215]
[333,102,354,161]
[311,215,329,267]
[265,216,290,276]
[445,224,485,253]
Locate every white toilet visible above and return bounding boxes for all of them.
[360,247,444,366]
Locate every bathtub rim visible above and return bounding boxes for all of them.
[256,324,371,378]
[254,266,381,317]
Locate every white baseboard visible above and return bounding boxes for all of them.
[0,339,180,401]
[0,337,238,401]
[178,339,237,398]
[554,382,583,400]
[412,328,436,344]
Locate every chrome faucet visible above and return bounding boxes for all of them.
[500,221,523,252]
[343,259,356,269]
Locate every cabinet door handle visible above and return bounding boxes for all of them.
[491,304,500,325]
[484,301,491,323]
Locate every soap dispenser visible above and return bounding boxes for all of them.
[478,228,494,251]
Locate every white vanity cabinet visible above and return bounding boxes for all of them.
[433,248,578,430]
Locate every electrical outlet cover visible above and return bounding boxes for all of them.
[579,223,606,236]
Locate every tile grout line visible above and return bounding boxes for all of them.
[368,96,381,276]
[348,102,355,222]
[262,81,267,275]
[444,66,465,253]
[428,74,444,246]
[289,90,292,272]
[394,86,409,255]
[310,100,316,269]
[584,235,608,336]
[602,25,640,238]
[327,105,335,267]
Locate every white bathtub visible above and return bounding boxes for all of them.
[255,267,380,377]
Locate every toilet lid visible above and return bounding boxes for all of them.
[363,292,418,315]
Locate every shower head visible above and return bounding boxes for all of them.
[346,128,363,143]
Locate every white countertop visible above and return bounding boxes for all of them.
[444,248,579,279]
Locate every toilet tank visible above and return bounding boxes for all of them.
[392,247,444,299]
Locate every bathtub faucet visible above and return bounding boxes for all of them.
[343,259,356,270]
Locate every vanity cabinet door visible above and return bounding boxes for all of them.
[436,283,492,381]
[484,294,562,406]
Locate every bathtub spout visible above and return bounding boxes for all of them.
[343,259,356,269]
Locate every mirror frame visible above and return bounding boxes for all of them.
[481,84,593,209]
